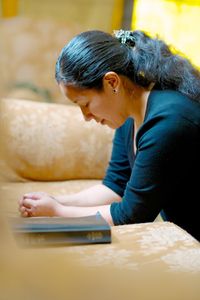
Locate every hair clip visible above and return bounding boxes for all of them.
[113,29,133,44]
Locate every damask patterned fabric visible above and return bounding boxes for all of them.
[66,222,200,273]
[45,222,200,300]
[0,97,113,219]
[0,98,199,300]
[1,216,199,300]
[0,98,114,181]
[0,17,80,102]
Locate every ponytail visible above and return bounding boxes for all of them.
[56,29,200,102]
[122,30,200,102]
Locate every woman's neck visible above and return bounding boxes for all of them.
[128,85,151,129]
[135,90,150,128]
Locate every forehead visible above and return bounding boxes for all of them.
[59,83,84,100]
[59,83,103,103]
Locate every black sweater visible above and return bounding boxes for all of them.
[103,90,200,241]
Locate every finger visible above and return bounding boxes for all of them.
[21,210,33,217]
[21,210,28,217]
[21,207,34,217]
[23,198,37,209]
[19,193,37,207]
[19,205,26,213]
[18,193,39,206]
[23,193,42,200]
[19,205,31,213]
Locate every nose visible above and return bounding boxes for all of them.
[80,107,94,122]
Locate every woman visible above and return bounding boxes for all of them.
[19,30,200,240]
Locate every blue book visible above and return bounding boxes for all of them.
[9,212,111,247]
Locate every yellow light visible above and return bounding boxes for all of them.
[1,0,18,18]
[111,0,124,31]
[132,0,200,68]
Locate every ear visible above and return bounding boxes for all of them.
[103,72,120,92]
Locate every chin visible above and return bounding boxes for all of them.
[106,124,117,129]
[105,121,122,130]
[101,118,125,129]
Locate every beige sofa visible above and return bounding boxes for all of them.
[1,98,200,300]
[0,17,80,102]
[0,97,114,216]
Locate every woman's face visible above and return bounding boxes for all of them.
[59,77,129,129]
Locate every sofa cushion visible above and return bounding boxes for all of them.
[0,98,114,181]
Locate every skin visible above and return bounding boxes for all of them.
[18,72,151,225]
[59,72,150,130]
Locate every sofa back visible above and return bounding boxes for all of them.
[0,17,80,102]
[0,98,114,182]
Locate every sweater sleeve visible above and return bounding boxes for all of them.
[110,115,192,225]
[102,120,132,197]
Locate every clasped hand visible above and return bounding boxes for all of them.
[18,192,60,217]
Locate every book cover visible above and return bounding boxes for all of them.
[9,213,111,247]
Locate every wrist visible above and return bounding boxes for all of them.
[54,202,68,217]
[54,195,66,204]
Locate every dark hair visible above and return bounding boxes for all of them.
[55,30,200,102]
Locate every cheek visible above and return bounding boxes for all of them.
[89,95,117,119]
[89,98,105,114]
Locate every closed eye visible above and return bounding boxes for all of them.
[78,102,89,108]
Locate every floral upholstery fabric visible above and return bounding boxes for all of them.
[0,97,113,214]
[0,17,80,102]
[0,98,114,181]
[1,216,199,300]
[0,98,199,300]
